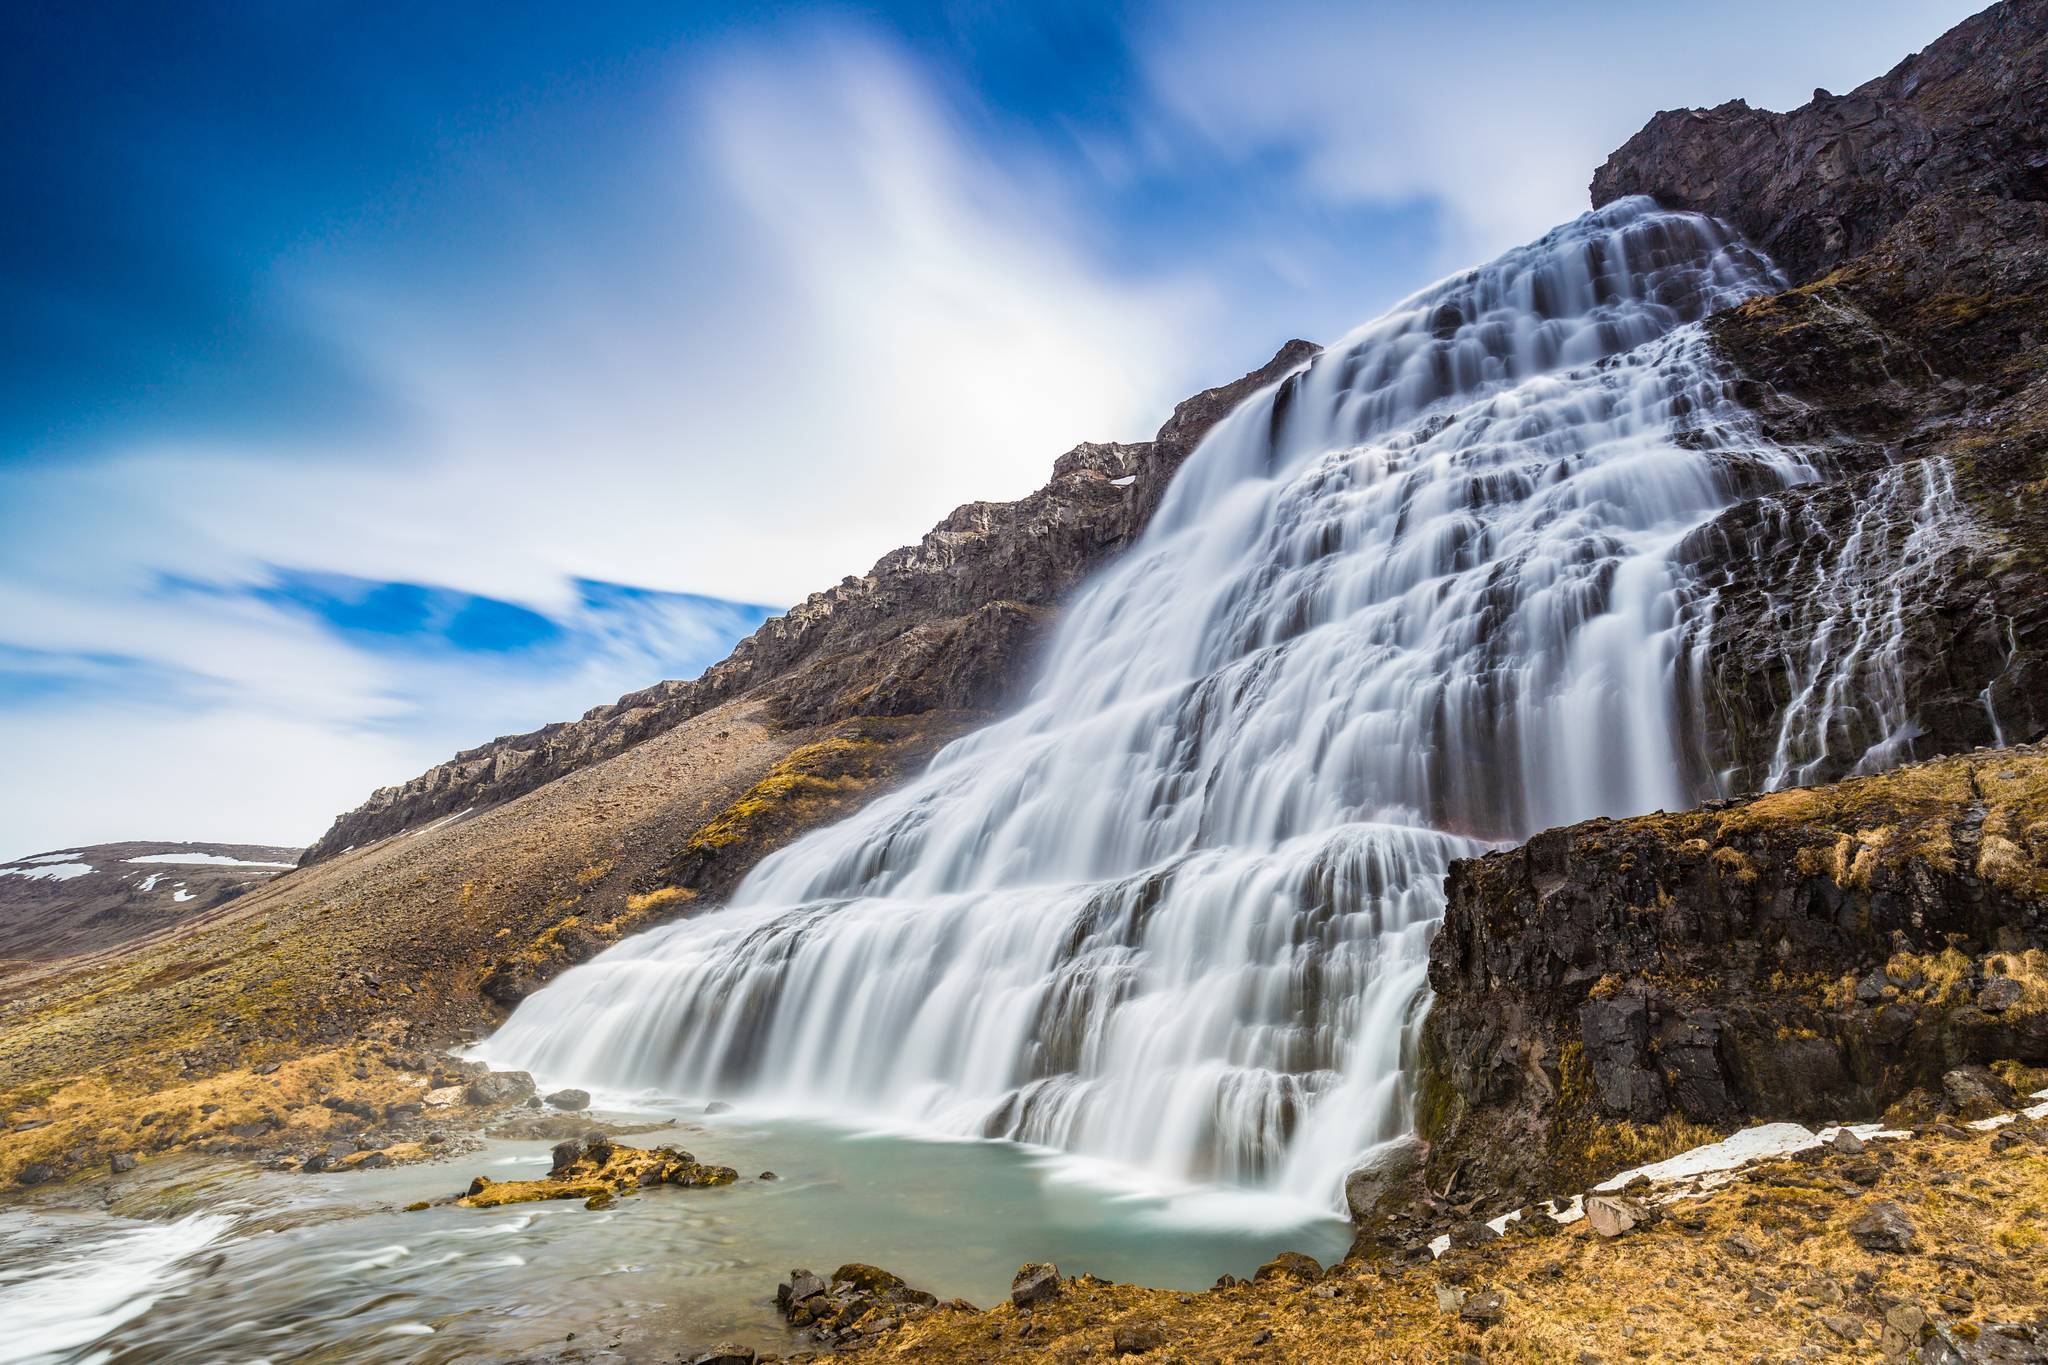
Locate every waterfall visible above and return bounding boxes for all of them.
[483,197,1808,1208]
[1752,457,1973,789]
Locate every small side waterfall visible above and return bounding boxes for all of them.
[1754,457,1971,789]
[484,198,1815,1207]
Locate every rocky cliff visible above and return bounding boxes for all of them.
[1417,0,2048,1211]
[1589,0,2048,796]
[1591,0,2047,285]
[1421,747,2048,1208]
[302,341,1316,865]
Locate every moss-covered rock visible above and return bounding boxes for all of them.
[456,1138,737,1209]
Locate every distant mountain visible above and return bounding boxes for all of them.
[0,841,300,974]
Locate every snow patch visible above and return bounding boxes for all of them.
[172,885,194,902]
[0,863,94,882]
[125,853,295,869]
[1109,475,1137,487]
[138,874,162,892]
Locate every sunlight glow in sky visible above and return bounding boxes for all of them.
[1,0,1982,856]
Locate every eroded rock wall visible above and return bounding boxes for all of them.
[1421,747,2048,1208]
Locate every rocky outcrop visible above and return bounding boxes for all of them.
[1595,0,2048,795]
[1591,0,2048,285]
[1681,191,2048,792]
[774,1262,949,1348]
[1420,746,2048,1207]
[456,1135,738,1209]
[0,842,300,974]
[302,341,1315,865]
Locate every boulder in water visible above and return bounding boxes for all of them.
[544,1087,590,1111]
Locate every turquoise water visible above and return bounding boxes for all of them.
[0,1110,1349,1363]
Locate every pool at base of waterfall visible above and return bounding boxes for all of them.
[0,1109,1349,1365]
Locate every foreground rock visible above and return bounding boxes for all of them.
[457,1136,737,1209]
[1421,746,2048,1207]
[774,1261,949,1347]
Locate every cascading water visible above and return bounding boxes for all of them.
[1751,457,1972,789]
[484,197,1813,1209]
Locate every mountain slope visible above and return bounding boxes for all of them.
[0,842,299,975]
[302,340,1315,865]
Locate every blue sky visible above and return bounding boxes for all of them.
[1,0,1981,856]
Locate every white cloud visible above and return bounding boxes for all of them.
[1,31,1204,853]
[1137,1,1986,265]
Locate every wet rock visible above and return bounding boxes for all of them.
[1847,1201,1917,1253]
[544,1088,590,1111]
[1252,1252,1323,1282]
[1112,1319,1167,1355]
[1011,1263,1061,1306]
[758,1170,778,1181]
[704,1101,733,1115]
[1343,1134,1428,1250]
[780,1270,828,1308]
[690,1346,756,1365]
[463,1070,536,1108]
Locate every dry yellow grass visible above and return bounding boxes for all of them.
[877,1120,2048,1363]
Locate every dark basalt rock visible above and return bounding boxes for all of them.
[1418,745,2048,1209]
[1592,0,2048,286]
[775,1261,944,1346]
[302,342,1317,866]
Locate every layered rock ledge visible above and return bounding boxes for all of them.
[1421,746,2048,1209]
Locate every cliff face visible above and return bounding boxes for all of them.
[1591,0,2048,285]
[1422,748,2048,1207]
[1681,190,2048,792]
[1587,0,2048,796]
[302,341,1316,865]
[1417,0,2048,1210]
